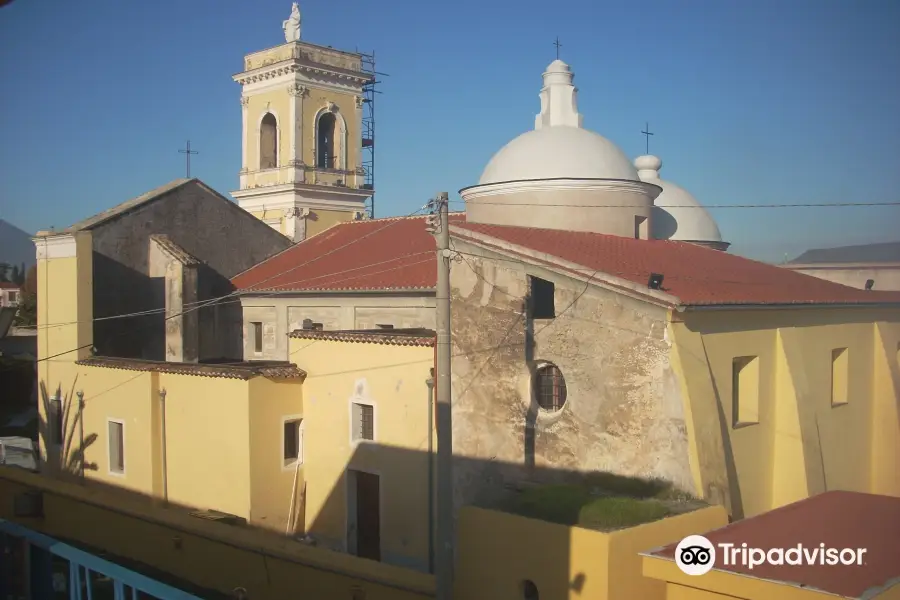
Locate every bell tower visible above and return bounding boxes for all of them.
[231,3,376,242]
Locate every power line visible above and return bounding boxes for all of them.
[26,204,434,333]
[29,203,437,362]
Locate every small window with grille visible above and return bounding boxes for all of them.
[351,402,375,442]
[534,363,567,412]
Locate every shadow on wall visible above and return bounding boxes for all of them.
[37,377,98,478]
[307,442,710,600]
[91,253,243,361]
[92,252,164,359]
[17,377,710,600]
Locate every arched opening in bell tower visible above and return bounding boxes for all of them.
[317,112,337,169]
[259,113,278,170]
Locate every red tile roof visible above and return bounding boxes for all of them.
[289,328,436,347]
[76,357,306,380]
[452,222,900,306]
[0,282,19,290]
[232,214,900,307]
[231,214,463,292]
[647,491,900,598]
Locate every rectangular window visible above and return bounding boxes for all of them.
[831,348,849,407]
[251,322,263,353]
[283,418,303,465]
[108,420,125,474]
[634,215,648,239]
[375,324,394,330]
[732,356,760,428]
[8,291,17,302]
[528,275,555,319]
[351,403,375,442]
[49,396,63,446]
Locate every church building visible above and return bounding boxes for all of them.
[234,35,900,525]
[230,2,375,243]
[25,4,900,573]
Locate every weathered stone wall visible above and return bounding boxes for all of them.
[90,181,291,360]
[449,241,695,511]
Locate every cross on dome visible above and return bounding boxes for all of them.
[535,59,583,130]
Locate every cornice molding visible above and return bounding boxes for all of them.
[33,233,78,260]
[234,62,371,87]
[459,177,660,201]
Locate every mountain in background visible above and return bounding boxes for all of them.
[0,219,35,269]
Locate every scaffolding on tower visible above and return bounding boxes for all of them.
[359,50,383,219]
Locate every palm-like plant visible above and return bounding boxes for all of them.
[38,377,98,479]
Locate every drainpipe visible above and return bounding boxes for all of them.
[159,389,168,504]
[426,370,435,575]
[76,391,85,480]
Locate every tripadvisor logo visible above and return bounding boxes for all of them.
[674,535,868,576]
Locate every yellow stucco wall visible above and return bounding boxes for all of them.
[290,336,435,572]
[245,89,291,179]
[247,208,355,239]
[74,368,157,495]
[454,505,728,600]
[160,373,253,519]
[34,232,94,469]
[306,208,355,237]
[670,309,900,519]
[248,376,305,533]
[243,85,362,189]
[0,467,434,600]
[248,209,287,235]
[36,359,308,529]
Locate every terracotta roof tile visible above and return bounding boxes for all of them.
[76,357,306,381]
[0,282,19,289]
[232,213,900,307]
[232,214,464,292]
[452,222,900,306]
[646,491,900,598]
[289,328,436,347]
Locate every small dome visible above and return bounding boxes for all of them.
[545,59,569,73]
[479,126,640,185]
[633,154,662,172]
[634,155,724,244]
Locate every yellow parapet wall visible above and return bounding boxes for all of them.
[0,467,434,600]
[454,504,729,600]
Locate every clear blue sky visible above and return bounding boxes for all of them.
[2,0,898,263]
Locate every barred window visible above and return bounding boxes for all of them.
[352,403,375,442]
[534,364,567,412]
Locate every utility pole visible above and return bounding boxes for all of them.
[429,192,454,600]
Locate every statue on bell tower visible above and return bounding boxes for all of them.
[283,2,302,43]
[232,1,375,243]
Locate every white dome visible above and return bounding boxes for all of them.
[634,155,724,243]
[479,126,640,185]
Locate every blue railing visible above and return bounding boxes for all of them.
[0,518,204,600]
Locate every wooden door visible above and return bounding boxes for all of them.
[354,471,381,561]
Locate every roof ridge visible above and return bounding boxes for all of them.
[333,211,465,227]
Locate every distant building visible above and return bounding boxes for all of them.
[783,241,900,291]
[0,281,20,307]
